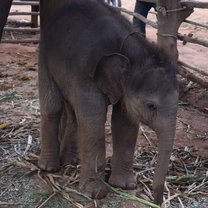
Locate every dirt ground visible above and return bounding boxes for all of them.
[0,1,208,208]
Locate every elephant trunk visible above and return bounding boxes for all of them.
[153,118,176,205]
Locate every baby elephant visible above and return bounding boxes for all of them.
[38,0,178,205]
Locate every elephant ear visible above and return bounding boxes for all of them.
[91,53,130,104]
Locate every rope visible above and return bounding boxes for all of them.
[157,33,178,40]
[156,6,186,16]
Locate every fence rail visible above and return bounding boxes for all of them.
[9,11,39,16]
[12,1,39,6]
[4,27,39,32]
[1,39,39,43]
[2,0,40,36]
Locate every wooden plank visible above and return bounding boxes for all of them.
[1,39,39,43]
[9,12,39,16]
[12,1,39,6]
[4,27,40,32]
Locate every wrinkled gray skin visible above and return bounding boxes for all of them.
[38,0,178,205]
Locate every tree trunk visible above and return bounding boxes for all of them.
[157,0,193,61]
[0,0,13,42]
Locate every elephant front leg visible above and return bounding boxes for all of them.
[79,127,108,199]
[75,98,108,199]
[109,103,138,189]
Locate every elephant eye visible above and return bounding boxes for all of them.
[146,102,157,111]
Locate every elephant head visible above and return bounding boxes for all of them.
[125,62,178,205]
[92,52,178,204]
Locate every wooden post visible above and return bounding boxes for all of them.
[157,0,193,60]
[31,5,39,28]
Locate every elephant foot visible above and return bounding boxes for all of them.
[79,176,108,199]
[60,152,79,166]
[38,152,60,172]
[109,170,137,190]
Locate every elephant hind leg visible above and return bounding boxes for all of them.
[59,102,78,166]
[109,103,138,190]
[38,65,64,172]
